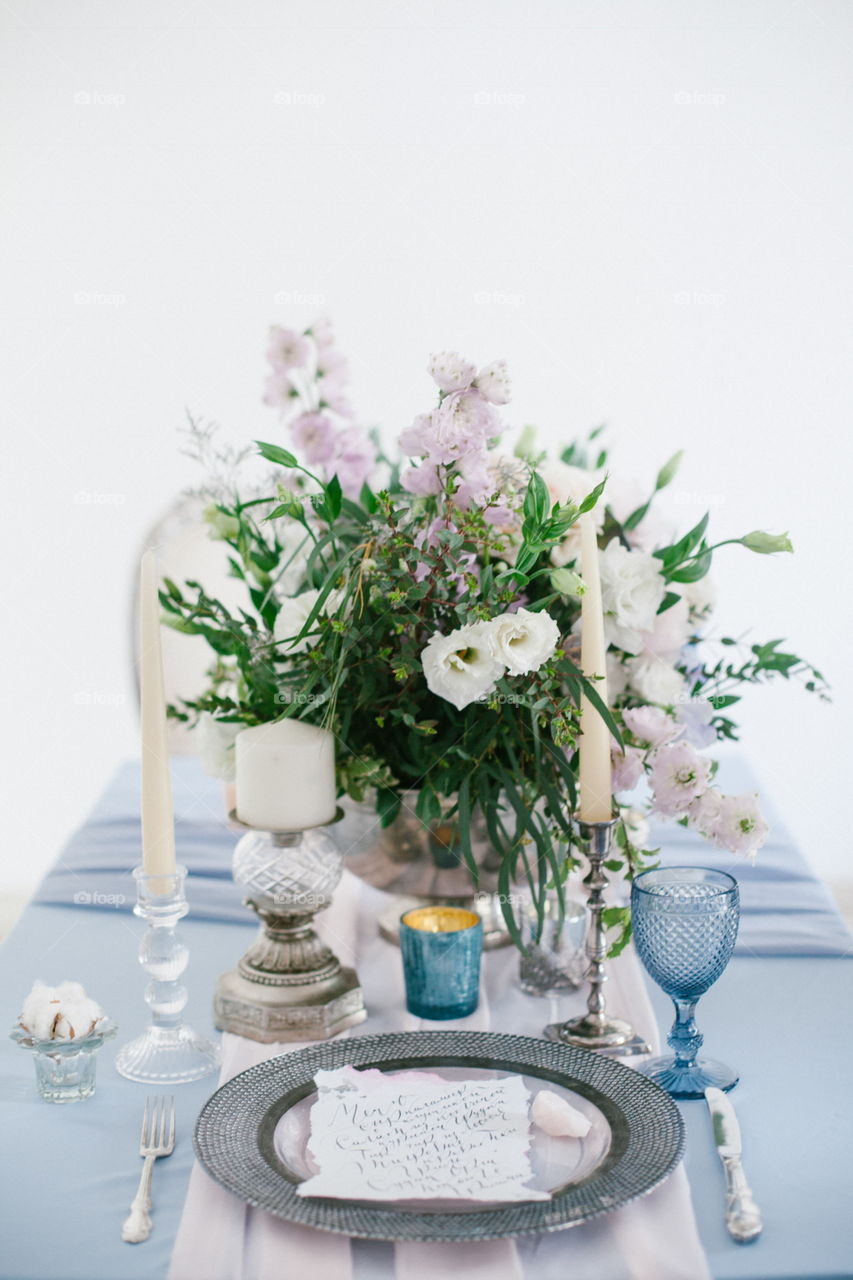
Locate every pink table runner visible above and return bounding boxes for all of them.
[169,872,710,1280]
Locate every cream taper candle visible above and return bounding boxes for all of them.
[139,550,177,876]
[578,514,613,822]
[235,720,336,831]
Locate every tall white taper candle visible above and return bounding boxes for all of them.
[578,514,613,822]
[139,550,177,876]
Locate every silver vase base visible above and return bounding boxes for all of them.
[214,966,367,1044]
[544,1016,651,1058]
[377,894,511,950]
[115,1023,221,1083]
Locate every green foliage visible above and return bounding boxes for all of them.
[166,422,826,947]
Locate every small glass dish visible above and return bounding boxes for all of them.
[11,1021,118,1103]
[518,894,588,997]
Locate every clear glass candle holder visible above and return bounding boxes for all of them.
[115,866,220,1084]
[399,906,483,1020]
[11,1022,117,1103]
[518,894,588,997]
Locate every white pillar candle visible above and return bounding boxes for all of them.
[578,514,613,822]
[139,550,177,876]
[235,720,337,831]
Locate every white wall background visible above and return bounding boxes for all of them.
[2,0,851,900]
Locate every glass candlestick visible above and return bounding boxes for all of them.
[115,866,220,1084]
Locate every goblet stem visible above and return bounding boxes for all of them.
[668,998,703,1067]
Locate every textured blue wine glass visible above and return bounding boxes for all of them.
[631,867,740,1099]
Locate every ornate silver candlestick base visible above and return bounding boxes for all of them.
[544,819,650,1057]
[116,866,221,1084]
[214,812,366,1043]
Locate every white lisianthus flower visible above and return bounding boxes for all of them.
[488,607,559,675]
[197,713,242,781]
[626,654,687,706]
[275,587,344,655]
[421,623,506,711]
[638,595,689,663]
[598,540,666,654]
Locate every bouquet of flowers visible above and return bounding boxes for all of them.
[164,320,825,944]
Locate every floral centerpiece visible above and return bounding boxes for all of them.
[164,320,825,945]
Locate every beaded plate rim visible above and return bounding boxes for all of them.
[193,1030,685,1242]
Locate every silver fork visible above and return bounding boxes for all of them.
[121,1095,176,1243]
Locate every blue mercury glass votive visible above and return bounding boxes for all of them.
[399,906,483,1020]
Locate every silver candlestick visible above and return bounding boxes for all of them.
[544,819,650,1056]
[214,810,366,1043]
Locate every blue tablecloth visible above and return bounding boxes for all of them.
[1,758,851,1280]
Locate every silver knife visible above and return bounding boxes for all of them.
[705,1087,763,1244]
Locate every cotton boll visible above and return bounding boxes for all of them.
[19,980,106,1041]
[19,981,60,1041]
[55,981,87,1003]
[54,996,104,1039]
[531,1090,592,1138]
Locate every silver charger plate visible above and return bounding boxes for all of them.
[193,1029,684,1242]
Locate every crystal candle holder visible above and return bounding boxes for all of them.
[214,812,366,1042]
[115,866,220,1084]
[12,1022,117,1103]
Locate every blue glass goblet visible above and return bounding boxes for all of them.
[631,867,739,1099]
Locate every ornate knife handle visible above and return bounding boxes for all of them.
[721,1155,763,1243]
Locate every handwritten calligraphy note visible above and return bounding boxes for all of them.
[296,1066,548,1202]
